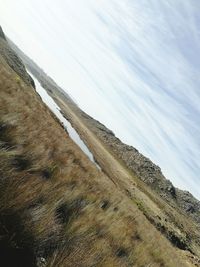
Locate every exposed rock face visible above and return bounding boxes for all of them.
[0,26,35,87]
[176,189,200,217]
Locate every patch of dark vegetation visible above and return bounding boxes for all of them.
[0,141,13,150]
[168,231,189,251]
[116,248,128,258]
[41,169,52,179]
[0,212,36,267]
[154,220,190,253]
[41,164,57,179]
[30,77,35,88]
[156,222,166,234]
[141,209,191,253]
[11,155,31,171]
[0,122,9,135]
[113,207,118,212]
[100,200,109,210]
[156,222,189,251]
[56,204,74,225]
[0,122,14,149]
[132,232,141,241]
[0,209,59,263]
[0,242,36,267]
[36,236,60,259]
[56,197,88,225]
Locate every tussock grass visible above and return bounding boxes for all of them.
[0,57,192,266]
[55,89,200,261]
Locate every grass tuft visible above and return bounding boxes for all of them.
[11,155,31,171]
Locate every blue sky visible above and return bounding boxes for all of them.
[0,0,199,199]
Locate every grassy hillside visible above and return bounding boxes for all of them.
[10,36,200,227]
[18,50,200,260]
[0,27,199,266]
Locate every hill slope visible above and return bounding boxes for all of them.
[10,33,200,256]
[9,37,200,227]
[0,27,199,266]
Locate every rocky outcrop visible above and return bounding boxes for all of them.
[0,26,35,87]
[80,112,200,224]
[176,190,200,219]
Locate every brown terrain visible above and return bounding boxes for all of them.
[0,26,200,266]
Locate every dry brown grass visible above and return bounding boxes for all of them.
[51,88,200,260]
[0,56,193,266]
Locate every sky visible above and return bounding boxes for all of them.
[0,0,199,199]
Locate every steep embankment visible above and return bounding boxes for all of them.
[0,26,199,267]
